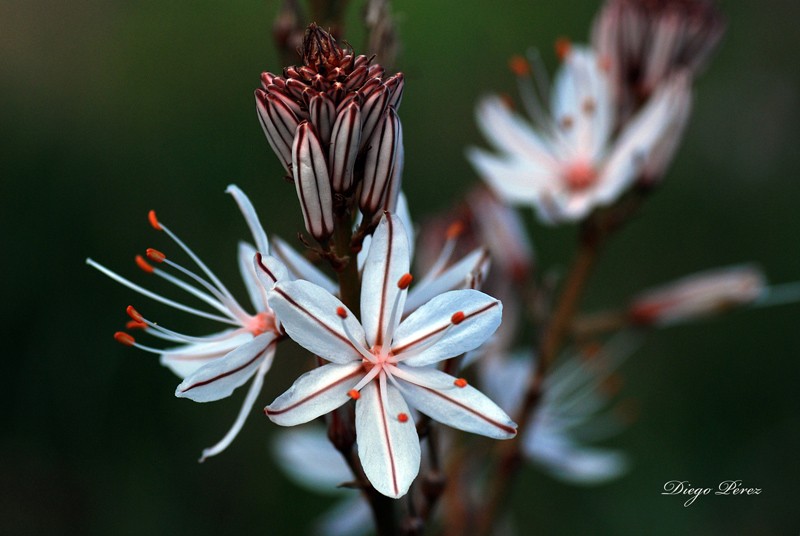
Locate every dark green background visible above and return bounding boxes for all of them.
[2,1,798,534]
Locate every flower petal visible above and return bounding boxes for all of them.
[356,380,420,498]
[404,248,490,313]
[525,429,628,485]
[270,236,337,294]
[393,289,502,367]
[238,242,268,312]
[199,347,276,461]
[175,332,276,402]
[266,362,362,426]
[467,148,549,205]
[226,184,270,255]
[395,367,517,439]
[268,280,367,364]
[159,331,253,379]
[360,213,411,348]
[273,426,354,488]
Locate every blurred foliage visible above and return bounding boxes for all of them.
[2,0,798,534]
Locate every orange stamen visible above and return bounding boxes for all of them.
[135,255,154,273]
[126,305,144,322]
[446,221,464,240]
[125,320,147,330]
[347,389,360,400]
[451,311,466,325]
[114,332,135,346]
[146,248,166,263]
[454,378,468,388]
[555,37,571,61]
[336,307,348,319]
[508,55,530,77]
[397,273,413,290]
[148,210,162,231]
[397,412,409,423]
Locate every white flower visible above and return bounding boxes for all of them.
[481,336,640,484]
[273,427,372,536]
[468,45,691,223]
[265,213,516,498]
[87,185,289,461]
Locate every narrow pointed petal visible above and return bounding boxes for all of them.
[360,108,400,215]
[253,251,290,289]
[273,427,354,487]
[404,248,490,313]
[292,121,334,241]
[266,362,362,426]
[467,148,547,204]
[360,213,411,347]
[238,242,268,311]
[176,332,276,402]
[199,348,275,461]
[226,184,270,255]
[270,236,337,293]
[525,431,628,484]
[395,367,517,439]
[393,289,501,367]
[329,101,362,192]
[356,381,420,498]
[268,280,367,364]
[160,331,252,378]
[385,73,405,109]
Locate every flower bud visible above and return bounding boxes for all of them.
[329,101,362,193]
[309,94,336,147]
[629,265,766,326]
[255,89,300,173]
[359,85,389,151]
[292,121,334,241]
[360,107,400,215]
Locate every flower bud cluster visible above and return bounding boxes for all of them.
[256,23,405,242]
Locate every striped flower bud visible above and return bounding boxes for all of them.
[360,107,401,215]
[329,101,362,193]
[255,89,300,173]
[292,122,334,241]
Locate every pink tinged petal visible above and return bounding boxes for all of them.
[225,184,270,255]
[360,108,401,215]
[360,213,411,347]
[475,96,558,170]
[238,242,268,312]
[266,362,363,426]
[405,248,490,313]
[395,367,517,439]
[269,236,337,293]
[328,101,362,192]
[595,75,691,204]
[309,94,337,147]
[384,73,405,110]
[268,280,366,364]
[255,89,298,172]
[199,346,276,462]
[292,121,334,241]
[175,332,275,402]
[159,331,253,378]
[466,148,549,205]
[356,381,420,498]
[359,85,389,150]
[393,289,502,367]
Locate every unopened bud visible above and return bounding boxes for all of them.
[292,122,334,241]
[629,265,766,326]
[359,85,389,151]
[360,107,400,215]
[309,94,336,147]
[329,101,362,192]
[302,23,343,74]
[255,89,300,173]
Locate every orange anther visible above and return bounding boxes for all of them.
[126,305,144,322]
[347,389,361,400]
[125,320,147,330]
[555,37,572,61]
[146,248,166,263]
[508,55,530,77]
[446,221,465,240]
[451,311,466,325]
[148,210,162,231]
[135,255,154,273]
[454,378,468,388]
[397,412,409,423]
[336,307,348,319]
[397,273,413,290]
[114,332,135,346]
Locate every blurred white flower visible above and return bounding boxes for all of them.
[468,45,690,223]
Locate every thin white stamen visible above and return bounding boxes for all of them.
[351,363,382,393]
[394,322,457,362]
[137,312,248,345]
[151,266,235,319]
[226,185,270,255]
[159,259,247,320]
[753,282,800,309]
[385,364,453,390]
[382,284,408,350]
[339,316,376,364]
[86,259,240,326]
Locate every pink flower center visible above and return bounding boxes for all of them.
[563,160,597,192]
[364,345,397,372]
[247,311,277,336]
